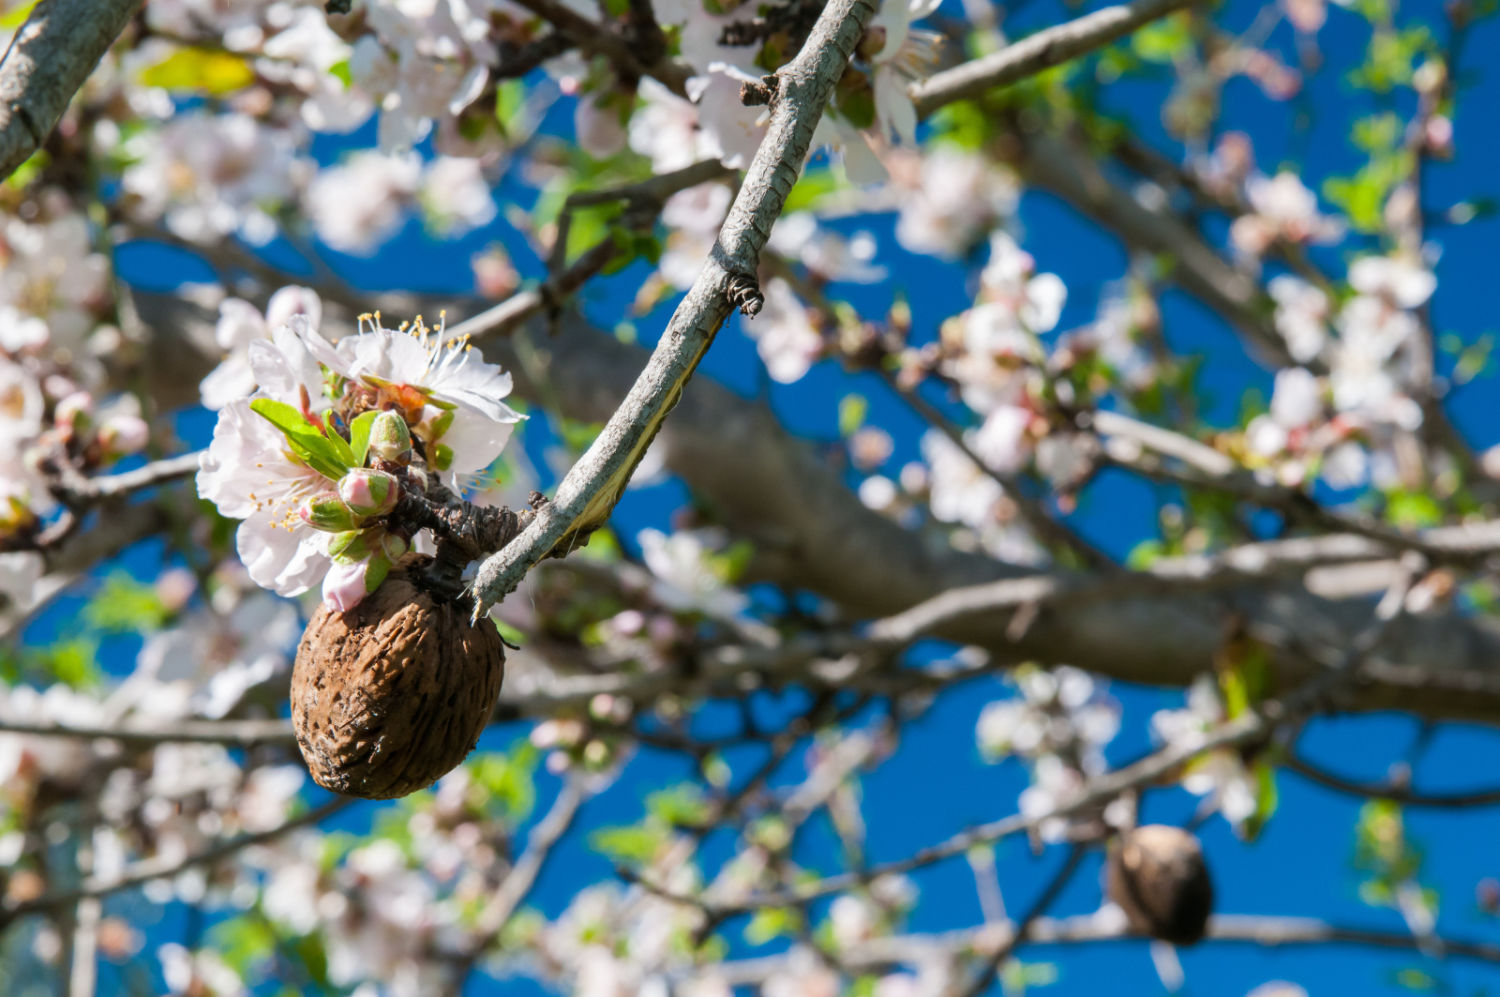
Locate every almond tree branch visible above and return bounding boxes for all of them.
[952,844,1087,997]
[0,797,353,927]
[910,0,1201,116]
[506,0,692,95]
[0,0,143,181]
[643,571,1419,917]
[712,913,1500,982]
[469,0,880,616]
[1284,756,1500,808]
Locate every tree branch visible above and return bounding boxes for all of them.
[712,913,1500,981]
[0,0,143,182]
[0,798,352,927]
[910,0,1201,116]
[469,0,880,616]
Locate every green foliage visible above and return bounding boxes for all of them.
[1348,25,1435,93]
[590,821,668,865]
[782,168,843,213]
[84,571,171,633]
[744,906,803,945]
[137,47,257,95]
[1442,332,1495,385]
[838,393,868,438]
[1324,112,1413,234]
[1000,959,1060,993]
[495,79,528,136]
[1384,488,1445,530]
[591,783,710,866]
[1131,15,1194,64]
[345,410,380,467]
[468,741,540,821]
[249,399,352,480]
[646,783,710,827]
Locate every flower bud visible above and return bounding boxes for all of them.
[300,493,361,532]
[367,411,413,464]
[55,391,94,432]
[380,531,409,561]
[99,414,150,458]
[338,468,399,517]
[431,443,454,472]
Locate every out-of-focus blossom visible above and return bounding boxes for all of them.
[892,148,1020,258]
[638,527,748,619]
[1229,171,1343,258]
[159,943,246,997]
[769,213,886,283]
[121,112,309,245]
[1268,275,1330,363]
[744,278,824,383]
[419,156,497,236]
[1151,675,1258,828]
[201,287,322,410]
[306,151,422,255]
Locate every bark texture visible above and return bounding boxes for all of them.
[0,0,143,181]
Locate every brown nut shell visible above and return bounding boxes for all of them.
[1106,824,1214,946]
[291,555,506,799]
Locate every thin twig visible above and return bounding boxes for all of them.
[910,0,1202,115]
[0,798,353,927]
[952,844,1087,997]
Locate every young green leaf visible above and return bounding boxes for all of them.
[249,399,350,480]
[347,410,381,466]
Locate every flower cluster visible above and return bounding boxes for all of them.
[976,665,1123,842]
[197,291,522,610]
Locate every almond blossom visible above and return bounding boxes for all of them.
[1229,171,1343,258]
[197,298,522,608]
[1151,675,1259,828]
[201,286,322,410]
[744,278,824,383]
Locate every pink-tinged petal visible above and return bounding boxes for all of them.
[321,558,369,611]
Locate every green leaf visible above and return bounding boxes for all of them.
[495,80,527,134]
[322,424,359,469]
[0,1,38,29]
[647,785,710,827]
[138,47,256,95]
[1132,16,1193,63]
[85,572,170,633]
[469,743,538,819]
[249,399,348,480]
[590,823,665,865]
[1385,489,1444,529]
[838,393,868,438]
[1239,760,1279,841]
[744,907,802,945]
[782,168,841,213]
[347,410,380,466]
